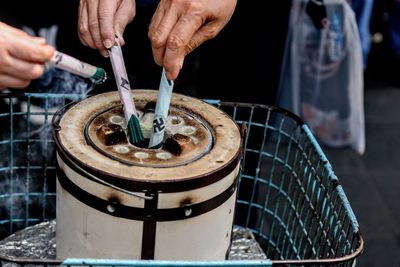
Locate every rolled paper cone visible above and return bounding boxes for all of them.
[109,36,144,145]
[149,68,174,148]
[48,51,107,83]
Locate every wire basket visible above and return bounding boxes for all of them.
[0,93,363,266]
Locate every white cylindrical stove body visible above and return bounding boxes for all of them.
[56,157,239,260]
[54,90,242,261]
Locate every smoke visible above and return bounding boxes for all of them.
[0,68,97,239]
[28,67,96,158]
[0,23,100,239]
[35,67,96,107]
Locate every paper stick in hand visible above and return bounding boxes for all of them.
[149,68,174,148]
[109,36,144,145]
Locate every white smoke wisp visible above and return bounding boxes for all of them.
[0,67,98,238]
[0,24,105,238]
[38,68,96,104]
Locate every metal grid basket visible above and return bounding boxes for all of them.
[0,93,363,266]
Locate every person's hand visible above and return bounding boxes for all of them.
[78,0,136,57]
[0,22,54,90]
[148,0,237,80]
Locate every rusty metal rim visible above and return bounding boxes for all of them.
[52,99,243,193]
[270,232,364,265]
[83,104,214,168]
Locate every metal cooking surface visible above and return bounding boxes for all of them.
[86,105,213,167]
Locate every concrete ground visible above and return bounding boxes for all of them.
[324,85,400,267]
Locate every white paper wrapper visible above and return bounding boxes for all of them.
[149,69,174,148]
[109,37,143,144]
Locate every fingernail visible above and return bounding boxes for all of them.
[180,58,185,70]
[101,50,110,58]
[32,37,46,44]
[103,39,113,49]
[165,71,171,80]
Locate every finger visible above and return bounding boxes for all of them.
[148,3,167,64]
[164,23,220,80]
[30,37,47,45]
[87,0,109,56]
[0,74,30,89]
[2,55,45,80]
[114,0,136,46]
[163,14,203,80]
[78,1,96,48]
[161,28,210,80]
[1,22,33,38]
[148,3,167,35]
[149,5,178,66]
[9,38,55,63]
[98,0,119,49]
[149,1,166,32]
[186,22,221,55]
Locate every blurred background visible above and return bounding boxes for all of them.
[0,0,399,266]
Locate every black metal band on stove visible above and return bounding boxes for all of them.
[141,192,158,260]
[56,166,238,222]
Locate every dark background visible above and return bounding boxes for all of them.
[1,1,400,100]
[0,0,292,105]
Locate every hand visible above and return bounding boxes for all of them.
[0,22,54,90]
[148,0,237,80]
[78,0,136,56]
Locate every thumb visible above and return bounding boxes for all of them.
[30,37,47,45]
[114,22,127,46]
[186,23,221,55]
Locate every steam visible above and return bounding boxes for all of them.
[36,68,96,106]
[0,23,101,238]
[1,67,97,238]
[30,67,96,157]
